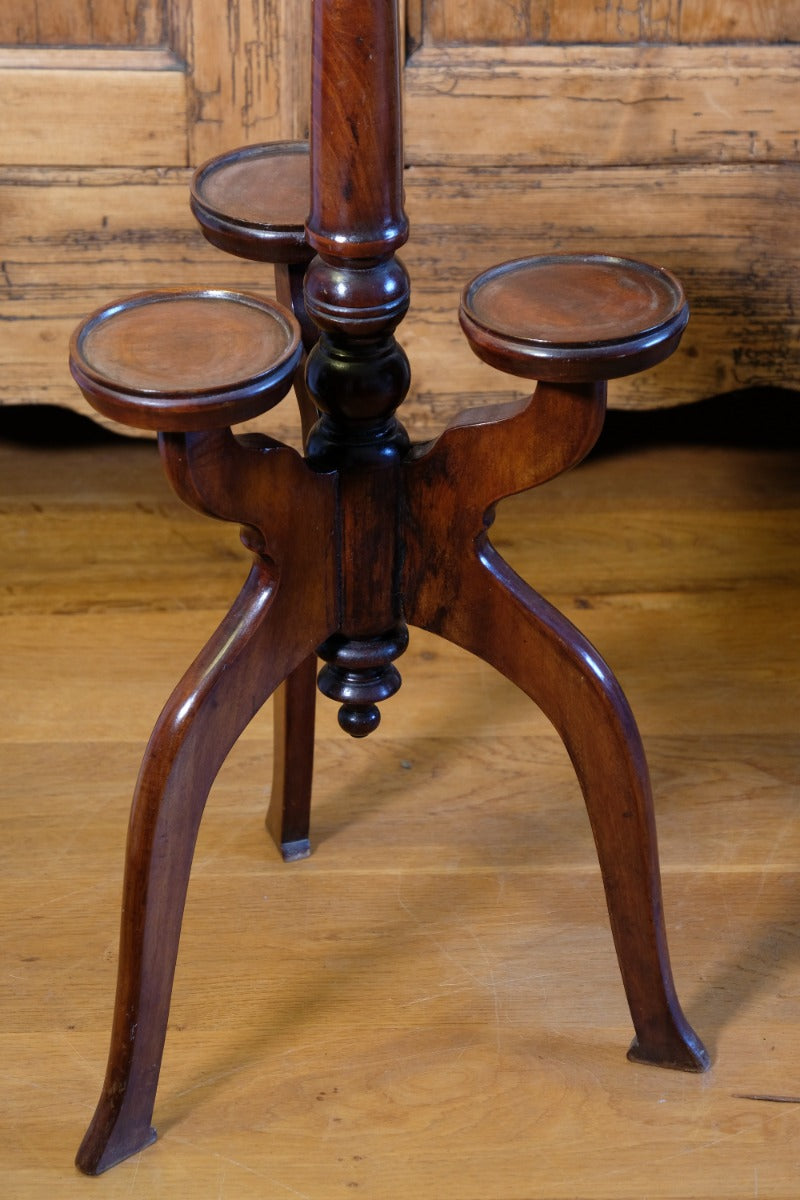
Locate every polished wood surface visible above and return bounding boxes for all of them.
[464,256,684,346]
[307,0,407,261]
[460,254,688,382]
[70,289,301,431]
[401,379,705,1073]
[2,398,798,1197]
[190,142,312,263]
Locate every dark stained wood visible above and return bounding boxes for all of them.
[72,0,710,1176]
[190,141,320,434]
[74,428,338,1174]
[301,0,412,735]
[265,652,319,861]
[306,0,407,261]
[191,141,322,856]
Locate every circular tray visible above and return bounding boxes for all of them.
[460,253,689,381]
[70,289,302,431]
[191,141,312,263]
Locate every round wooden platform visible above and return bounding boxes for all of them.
[460,253,689,382]
[190,141,312,263]
[70,289,302,432]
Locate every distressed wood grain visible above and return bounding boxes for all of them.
[2,162,795,441]
[418,0,799,44]
[0,0,796,426]
[0,0,166,45]
[405,45,800,168]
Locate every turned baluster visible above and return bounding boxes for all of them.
[303,0,413,736]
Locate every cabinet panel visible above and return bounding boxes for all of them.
[421,0,798,45]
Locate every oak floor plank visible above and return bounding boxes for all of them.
[1,403,798,1196]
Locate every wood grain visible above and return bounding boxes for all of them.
[0,51,186,166]
[1,1,796,426]
[179,0,310,163]
[1,406,798,1195]
[419,0,798,45]
[404,44,800,168]
[402,162,800,415]
[0,0,165,45]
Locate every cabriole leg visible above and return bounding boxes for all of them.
[406,542,708,1072]
[77,564,331,1174]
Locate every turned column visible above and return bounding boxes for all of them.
[304,0,412,735]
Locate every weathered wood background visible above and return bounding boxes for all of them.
[1,1,797,444]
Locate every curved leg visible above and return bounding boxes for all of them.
[266,654,318,860]
[406,542,708,1072]
[76,561,335,1175]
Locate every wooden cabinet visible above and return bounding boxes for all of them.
[0,0,307,440]
[1,1,797,442]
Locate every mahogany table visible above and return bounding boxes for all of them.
[69,0,709,1175]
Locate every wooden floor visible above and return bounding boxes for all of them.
[1,394,798,1198]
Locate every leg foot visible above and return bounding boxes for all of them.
[266,654,318,860]
[628,1033,709,1073]
[76,1122,157,1177]
[279,837,313,862]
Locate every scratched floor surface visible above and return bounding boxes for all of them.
[1,395,799,1198]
